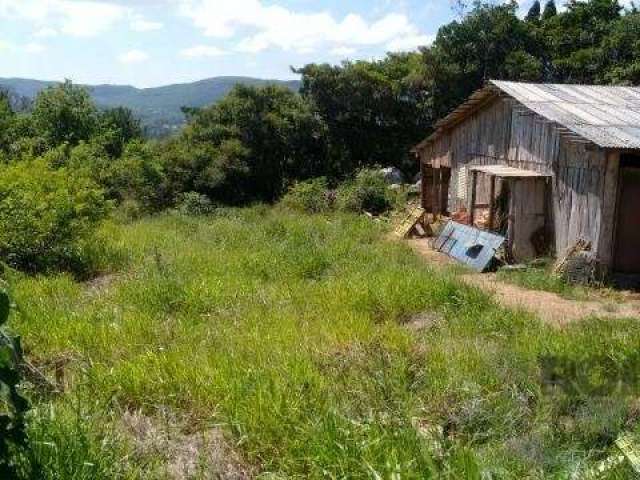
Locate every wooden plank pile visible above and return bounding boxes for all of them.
[394,206,428,239]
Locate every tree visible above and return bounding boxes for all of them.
[542,0,558,20]
[601,10,640,84]
[526,0,542,22]
[541,0,622,82]
[297,52,430,176]
[161,84,327,204]
[420,2,539,119]
[31,80,98,148]
[97,107,143,158]
[0,91,15,155]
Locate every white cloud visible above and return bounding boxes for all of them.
[58,1,125,36]
[130,17,163,32]
[386,34,434,52]
[118,49,150,64]
[1,2,165,37]
[181,45,227,58]
[330,46,357,57]
[33,27,58,38]
[0,0,126,37]
[179,0,430,54]
[24,42,46,54]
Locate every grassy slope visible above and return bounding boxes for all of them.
[9,207,640,479]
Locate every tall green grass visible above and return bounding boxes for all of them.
[9,207,640,478]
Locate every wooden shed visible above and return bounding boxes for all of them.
[413,80,640,275]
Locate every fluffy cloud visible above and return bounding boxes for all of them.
[24,42,46,54]
[179,0,431,54]
[33,27,59,38]
[386,34,435,52]
[0,0,126,37]
[130,16,163,32]
[181,45,227,58]
[58,1,126,36]
[118,49,150,64]
[330,46,357,57]
[0,1,162,37]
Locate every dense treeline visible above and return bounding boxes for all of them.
[165,0,640,196]
[0,0,638,274]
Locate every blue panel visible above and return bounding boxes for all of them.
[434,221,505,272]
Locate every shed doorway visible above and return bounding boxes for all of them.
[421,165,451,215]
[467,165,551,262]
[614,156,640,274]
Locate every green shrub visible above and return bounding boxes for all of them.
[282,177,333,213]
[0,289,29,478]
[176,191,216,216]
[336,169,392,215]
[0,159,109,273]
[114,199,144,223]
[103,140,166,212]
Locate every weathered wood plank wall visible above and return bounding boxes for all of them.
[420,95,620,267]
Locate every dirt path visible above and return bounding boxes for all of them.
[407,239,640,326]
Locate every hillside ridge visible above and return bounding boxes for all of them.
[0,76,301,136]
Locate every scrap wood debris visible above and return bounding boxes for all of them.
[394,205,428,238]
[578,433,640,479]
[554,240,602,286]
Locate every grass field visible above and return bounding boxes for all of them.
[8,207,640,479]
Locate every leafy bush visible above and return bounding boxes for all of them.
[0,159,109,273]
[336,169,392,215]
[176,191,216,216]
[282,178,333,213]
[0,289,29,478]
[102,140,166,212]
[114,199,145,223]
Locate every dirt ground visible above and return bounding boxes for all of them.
[121,410,254,480]
[407,239,640,326]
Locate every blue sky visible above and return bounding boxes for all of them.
[0,0,506,88]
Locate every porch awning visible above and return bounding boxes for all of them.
[469,165,551,178]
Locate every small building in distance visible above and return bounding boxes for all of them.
[413,80,640,276]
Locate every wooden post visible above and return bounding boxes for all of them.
[543,177,551,253]
[488,175,496,231]
[468,170,478,226]
[433,168,441,216]
[507,179,515,262]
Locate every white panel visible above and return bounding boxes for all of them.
[458,166,467,201]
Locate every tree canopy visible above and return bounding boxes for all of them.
[296,53,428,176]
[31,80,98,148]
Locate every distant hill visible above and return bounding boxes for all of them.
[0,76,302,137]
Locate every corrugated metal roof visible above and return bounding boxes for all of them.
[416,80,640,150]
[493,80,640,148]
